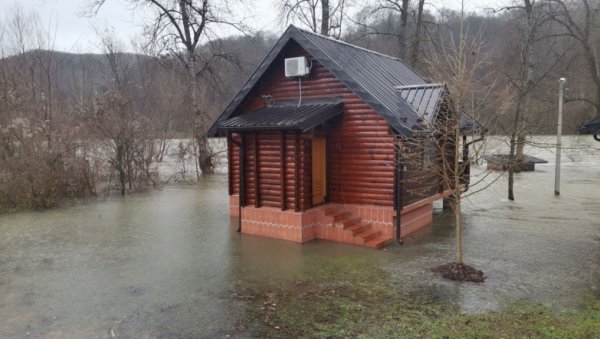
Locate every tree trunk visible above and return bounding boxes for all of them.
[193,140,201,180]
[321,0,330,36]
[187,51,214,176]
[196,134,213,175]
[581,42,600,114]
[454,196,463,264]
[176,0,214,176]
[398,0,409,57]
[508,0,535,201]
[515,134,525,168]
[508,133,517,201]
[408,0,425,67]
[454,106,463,264]
[577,0,600,114]
[116,145,126,196]
[508,87,530,200]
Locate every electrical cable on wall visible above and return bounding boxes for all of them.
[296,59,312,108]
[298,76,302,107]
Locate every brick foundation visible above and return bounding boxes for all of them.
[229,195,239,217]
[228,194,440,247]
[237,203,395,245]
[240,206,306,242]
[399,204,433,237]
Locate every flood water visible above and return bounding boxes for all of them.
[0,136,599,337]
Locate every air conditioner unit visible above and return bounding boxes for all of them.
[285,56,310,77]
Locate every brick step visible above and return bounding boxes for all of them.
[323,206,342,216]
[365,236,390,249]
[355,229,381,243]
[345,222,370,236]
[319,204,391,249]
[336,217,361,227]
[333,211,352,222]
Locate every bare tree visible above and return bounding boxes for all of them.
[378,0,410,57]
[548,0,600,112]
[504,1,538,201]
[88,34,159,195]
[278,0,348,37]
[0,7,95,209]
[407,1,503,279]
[89,0,247,176]
[492,1,567,200]
[349,0,429,67]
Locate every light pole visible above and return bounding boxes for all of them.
[555,78,566,196]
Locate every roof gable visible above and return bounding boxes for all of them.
[207,25,427,137]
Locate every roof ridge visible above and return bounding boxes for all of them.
[291,25,426,83]
[292,25,406,62]
[396,83,446,90]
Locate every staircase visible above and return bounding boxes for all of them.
[323,206,391,249]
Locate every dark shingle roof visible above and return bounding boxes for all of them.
[579,114,600,134]
[295,29,426,133]
[218,100,343,132]
[207,25,427,137]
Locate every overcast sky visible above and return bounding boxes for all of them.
[0,0,509,53]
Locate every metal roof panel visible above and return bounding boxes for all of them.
[218,100,343,132]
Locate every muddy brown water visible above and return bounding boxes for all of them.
[0,136,599,337]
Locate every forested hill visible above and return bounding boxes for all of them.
[0,33,277,133]
[4,50,152,99]
[2,8,597,135]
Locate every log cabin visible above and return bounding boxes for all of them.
[207,25,479,248]
[579,115,600,142]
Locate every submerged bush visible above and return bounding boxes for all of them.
[0,151,95,210]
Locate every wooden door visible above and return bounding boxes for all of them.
[312,137,327,205]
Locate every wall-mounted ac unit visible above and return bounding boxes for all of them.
[285,56,310,77]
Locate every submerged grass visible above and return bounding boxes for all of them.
[231,259,600,338]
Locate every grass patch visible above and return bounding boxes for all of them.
[231,260,600,338]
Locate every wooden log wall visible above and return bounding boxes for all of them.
[229,130,311,211]
[300,137,311,210]
[398,136,447,206]
[232,41,396,207]
[402,104,457,204]
[229,133,241,195]
[402,159,440,206]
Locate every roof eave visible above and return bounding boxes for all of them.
[217,101,343,133]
